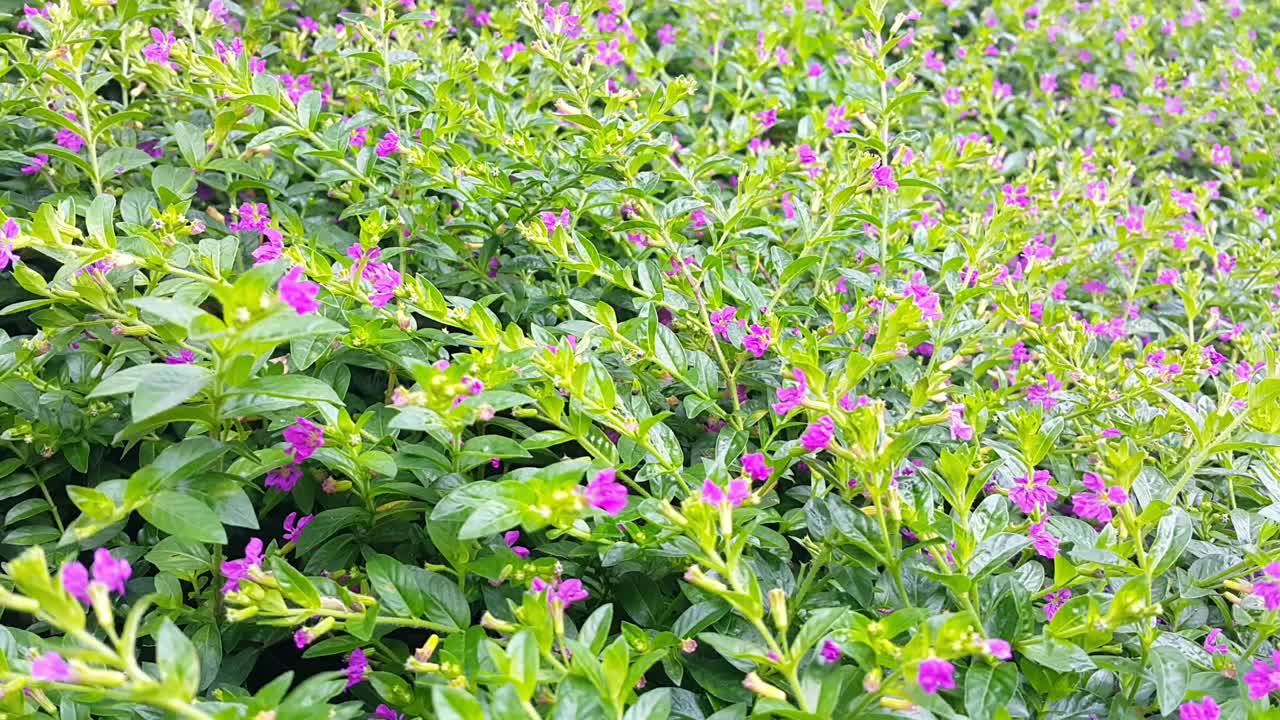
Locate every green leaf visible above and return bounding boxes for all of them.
[366,554,470,630]
[238,311,346,345]
[269,556,321,608]
[227,375,343,407]
[432,686,485,720]
[965,663,1016,720]
[138,491,226,543]
[130,365,214,422]
[156,619,200,699]
[1151,646,1188,713]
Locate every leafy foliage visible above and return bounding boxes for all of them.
[0,0,1279,718]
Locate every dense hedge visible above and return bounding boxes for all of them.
[1,0,1279,718]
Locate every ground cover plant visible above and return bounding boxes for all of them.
[0,0,1278,717]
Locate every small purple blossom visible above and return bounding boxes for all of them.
[283,417,324,463]
[917,658,955,694]
[584,467,627,515]
[800,415,834,452]
[283,512,313,542]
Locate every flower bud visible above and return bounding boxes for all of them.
[767,588,788,631]
[862,667,882,693]
[742,672,787,701]
[683,565,727,594]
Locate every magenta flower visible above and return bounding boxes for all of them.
[657,23,676,45]
[800,415,834,452]
[294,629,310,649]
[1043,588,1071,620]
[702,478,750,508]
[279,266,320,315]
[91,548,132,596]
[743,324,771,358]
[374,705,405,720]
[143,27,176,67]
[1010,470,1056,514]
[1040,72,1058,94]
[504,530,530,559]
[584,468,627,515]
[253,230,284,266]
[283,417,324,462]
[375,131,400,157]
[595,39,623,66]
[1178,697,1219,720]
[283,512,312,542]
[297,15,318,31]
[948,404,974,441]
[344,648,369,689]
[773,369,808,415]
[986,638,1012,660]
[165,348,195,364]
[348,126,369,149]
[824,105,851,134]
[1029,520,1059,559]
[1245,652,1280,699]
[266,464,302,492]
[229,202,271,232]
[220,538,263,594]
[917,658,955,694]
[818,640,841,664]
[21,153,49,175]
[55,113,85,153]
[709,306,737,340]
[543,1,582,38]
[31,652,74,683]
[906,272,942,321]
[1026,372,1063,409]
[1203,628,1227,655]
[871,163,897,190]
[62,561,90,604]
[1210,144,1232,166]
[541,209,571,234]
[1253,564,1280,610]
[741,453,772,482]
[531,577,589,608]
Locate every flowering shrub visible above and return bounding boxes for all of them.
[1,0,1279,718]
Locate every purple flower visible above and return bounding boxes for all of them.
[253,229,284,266]
[824,105,851,134]
[948,404,974,441]
[21,153,49,175]
[657,23,676,45]
[1009,470,1056,514]
[917,658,955,694]
[743,324,771,358]
[1029,520,1059,559]
[819,640,841,664]
[741,452,772,483]
[1203,628,1227,655]
[800,415,834,453]
[62,562,90,604]
[1043,589,1071,620]
[294,629,310,649]
[1210,144,1231,166]
[541,209,571,234]
[531,577,588,608]
[349,126,369,149]
[1026,372,1063,409]
[220,538,263,594]
[283,512,312,542]
[1245,652,1280,699]
[279,266,320,315]
[986,638,1012,660]
[375,131,400,157]
[871,163,897,190]
[266,464,302,492]
[584,468,627,515]
[31,652,74,683]
[773,369,808,415]
[373,705,405,720]
[905,272,941,320]
[505,530,530,559]
[709,306,737,340]
[1179,697,1220,720]
[143,27,176,67]
[344,648,369,689]
[701,478,725,505]
[543,1,582,38]
[165,348,195,364]
[283,417,324,462]
[91,548,131,596]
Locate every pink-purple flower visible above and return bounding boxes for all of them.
[1010,470,1056,514]
[220,538,263,594]
[1178,697,1219,720]
[800,415,834,452]
[31,652,74,683]
[283,417,324,463]
[583,467,627,515]
[344,648,369,689]
[283,512,312,542]
[917,658,955,694]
